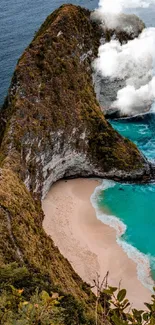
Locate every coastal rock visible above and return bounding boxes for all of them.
[0,5,150,200]
[92,74,126,118]
[91,12,145,40]
[0,3,151,313]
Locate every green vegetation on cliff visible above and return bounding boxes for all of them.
[0,4,153,324]
[1,267,155,325]
[0,4,149,185]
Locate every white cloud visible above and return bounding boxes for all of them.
[98,0,154,15]
[93,0,155,115]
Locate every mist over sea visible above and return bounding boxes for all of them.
[1,0,155,291]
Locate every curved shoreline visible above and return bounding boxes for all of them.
[42,178,151,309]
[91,180,155,292]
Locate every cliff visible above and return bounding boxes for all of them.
[0,4,152,324]
[0,5,150,199]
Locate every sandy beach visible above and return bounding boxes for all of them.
[42,178,151,309]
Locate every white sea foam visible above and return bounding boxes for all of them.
[117,239,155,292]
[90,179,155,292]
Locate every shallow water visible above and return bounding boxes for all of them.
[97,115,155,289]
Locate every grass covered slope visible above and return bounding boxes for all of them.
[0,4,153,324]
[0,4,150,198]
[0,169,98,324]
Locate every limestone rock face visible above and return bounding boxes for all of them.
[0,3,151,301]
[93,74,126,117]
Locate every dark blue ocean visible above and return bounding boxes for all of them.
[0,0,99,107]
[1,0,155,291]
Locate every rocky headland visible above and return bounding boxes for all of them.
[0,4,154,324]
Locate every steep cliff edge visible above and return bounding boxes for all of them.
[0,4,152,323]
[0,4,150,200]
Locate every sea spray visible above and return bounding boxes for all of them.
[98,0,155,14]
[92,0,155,116]
[90,180,155,292]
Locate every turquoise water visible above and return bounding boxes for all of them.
[111,115,155,161]
[97,114,155,289]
